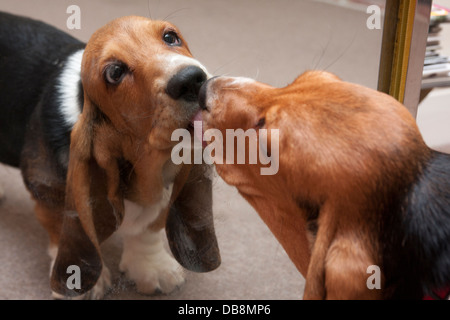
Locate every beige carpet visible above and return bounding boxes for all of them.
[0,0,449,300]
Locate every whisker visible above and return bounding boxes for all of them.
[322,30,358,71]
[312,28,333,70]
[212,57,240,75]
[252,67,260,81]
[162,7,191,22]
[221,86,245,91]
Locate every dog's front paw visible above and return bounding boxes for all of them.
[120,251,185,294]
[119,231,185,295]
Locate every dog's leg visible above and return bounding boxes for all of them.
[303,203,335,300]
[119,227,185,294]
[34,201,111,299]
[34,201,63,264]
[303,202,383,300]
[324,235,383,299]
[118,194,185,295]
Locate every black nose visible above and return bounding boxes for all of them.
[166,66,207,102]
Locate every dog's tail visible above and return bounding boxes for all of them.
[402,150,450,298]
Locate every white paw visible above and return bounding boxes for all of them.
[119,230,185,295]
[120,251,185,294]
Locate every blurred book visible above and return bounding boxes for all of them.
[422,3,450,89]
[430,3,450,24]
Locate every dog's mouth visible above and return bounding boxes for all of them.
[188,109,205,147]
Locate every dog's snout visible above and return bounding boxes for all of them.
[198,77,218,111]
[166,66,207,102]
[198,79,209,111]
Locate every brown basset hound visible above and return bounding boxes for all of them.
[199,71,450,299]
[0,12,220,299]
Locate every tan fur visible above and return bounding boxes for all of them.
[34,201,63,248]
[202,71,431,299]
[45,16,220,297]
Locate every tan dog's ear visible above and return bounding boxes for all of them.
[50,100,124,297]
[166,163,221,272]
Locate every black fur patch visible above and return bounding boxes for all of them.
[0,11,85,168]
[41,61,84,173]
[403,151,450,296]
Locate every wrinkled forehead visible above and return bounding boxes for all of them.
[82,16,189,69]
[89,16,178,44]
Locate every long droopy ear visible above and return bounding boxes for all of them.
[50,99,124,297]
[166,163,221,272]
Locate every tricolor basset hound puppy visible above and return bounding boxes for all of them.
[199,71,450,299]
[0,12,220,299]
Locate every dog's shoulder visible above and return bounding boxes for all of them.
[0,12,85,168]
[0,12,87,204]
[0,11,81,54]
[40,48,85,172]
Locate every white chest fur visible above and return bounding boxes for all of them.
[116,161,185,295]
[118,185,172,236]
[118,161,180,236]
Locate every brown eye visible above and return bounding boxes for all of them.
[163,31,181,46]
[104,63,127,85]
